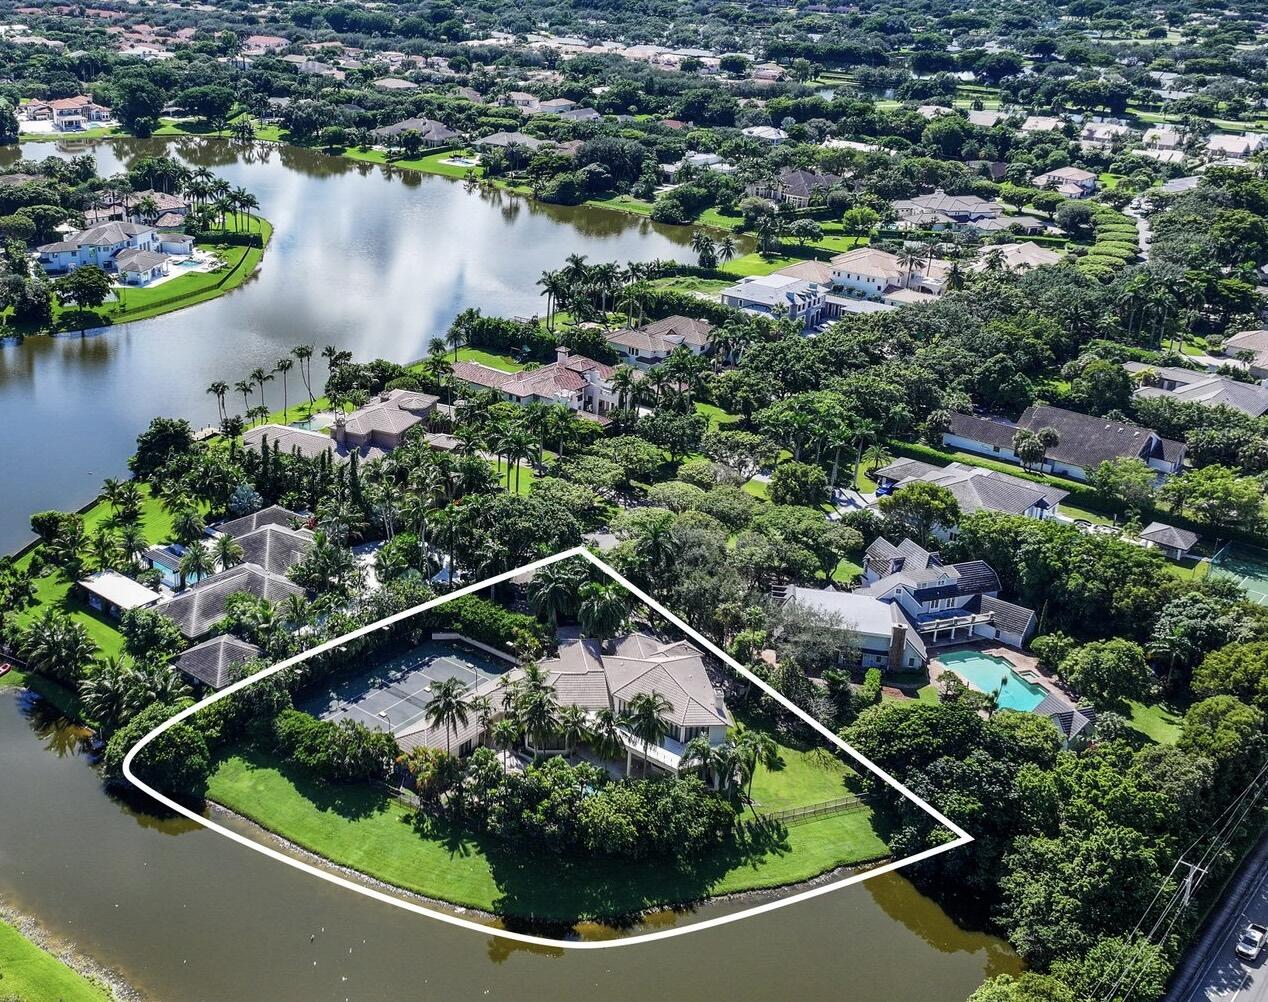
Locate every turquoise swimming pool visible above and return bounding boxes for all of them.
[938,650,1048,712]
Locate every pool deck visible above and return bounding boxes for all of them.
[928,641,1072,705]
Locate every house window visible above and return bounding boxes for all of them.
[992,445,1000,453]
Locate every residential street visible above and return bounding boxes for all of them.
[1172,838,1268,1001]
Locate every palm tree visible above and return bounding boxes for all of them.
[81,657,136,735]
[557,704,588,755]
[537,270,567,332]
[897,248,922,289]
[734,724,779,804]
[623,691,673,776]
[577,581,627,641]
[233,379,253,416]
[863,443,892,476]
[235,187,259,231]
[249,366,273,412]
[86,530,118,572]
[292,344,315,410]
[274,358,294,421]
[206,381,229,425]
[718,233,737,263]
[587,707,625,762]
[424,677,471,754]
[526,560,583,627]
[213,533,245,570]
[177,543,215,590]
[491,717,521,756]
[610,365,640,411]
[19,610,97,686]
[116,524,148,567]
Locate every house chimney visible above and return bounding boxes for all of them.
[333,414,346,445]
[556,345,571,365]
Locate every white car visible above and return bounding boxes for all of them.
[1236,923,1267,961]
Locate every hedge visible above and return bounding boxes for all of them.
[426,595,552,655]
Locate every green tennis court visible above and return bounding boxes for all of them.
[1211,543,1268,604]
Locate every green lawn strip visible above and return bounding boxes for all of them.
[205,750,889,921]
[694,401,740,429]
[0,919,111,1002]
[489,457,536,494]
[1124,699,1184,745]
[721,253,803,277]
[19,125,121,142]
[742,734,860,812]
[742,478,770,500]
[453,347,526,372]
[916,685,940,704]
[832,558,863,584]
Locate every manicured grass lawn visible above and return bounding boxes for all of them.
[206,749,890,922]
[722,253,803,277]
[489,457,536,494]
[743,734,859,812]
[1125,698,1184,745]
[589,193,656,218]
[0,918,110,1002]
[342,147,479,180]
[832,558,863,584]
[694,401,740,429]
[1165,556,1210,581]
[454,347,525,372]
[651,275,730,295]
[742,478,770,500]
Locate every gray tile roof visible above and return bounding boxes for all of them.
[235,524,316,575]
[157,563,305,639]
[1139,521,1199,551]
[215,505,303,539]
[965,594,1037,639]
[174,635,262,689]
[115,248,168,272]
[371,117,458,141]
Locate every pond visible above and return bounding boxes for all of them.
[0,136,702,553]
[0,689,1021,1000]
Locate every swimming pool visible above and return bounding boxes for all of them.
[938,651,1048,712]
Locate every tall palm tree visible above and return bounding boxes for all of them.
[81,657,136,735]
[19,610,97,686]
[233,379,253,416]
[206,381,229,425]
[526,560,583,628]
[734,724,779,804]
[86,530,118,572]
[424,677,471,754]
[291,344,315,410]
[718,233,737,263]
[577,581,628,641]
[177,543,215,590]
[491,717,521,756]
[557,704,588,755]
[213,533,245,570]
[610,365,640,411]
[537,270,567,332]
[249,366,273,412]
[623,691,673,776]
[587,707,625,761]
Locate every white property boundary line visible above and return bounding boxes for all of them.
[123,546,972,949]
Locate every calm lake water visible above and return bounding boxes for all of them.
[0,136,700,553]
[0,691,1020,1000]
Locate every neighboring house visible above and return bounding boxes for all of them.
[372,77,418,91]
[214,505,305,539]
[782,585,927,671]
[37,221,161,277]
[746,168,844,208]
[559,107,601,122]
[174,635,262,690]
[156,563,305,640]
[1205,133,1268,160]
[24,95,112,130]
[76,570,160,620]
[966,109,1007,128]
[1035,695,1098,749]
[452,348,620,421]
[1138,521,1200,560]
[474,131,552,152]
[243,33,288,55]
[1080,121,1133,149]
[397,632,731,774]
[916,104,954,119]
[1124,362,1268,417]
[719,274,826,328]
[871,458,1068,527]
[858,537,1038,648]
[605,315,712,368]
[889,189,1004,230]
[233,524,317,576]
[740,125,788,144]
[244,390,440,463]
[371,117,458,147]
[773,260,897,320]
[1223,329,1268,379]
[536,97,577,114]
[1142,126,1184,150]
[660,151,738,180]
[828,247,951,300]
[114,248,169,285]
[1020,115,1063,133]
[1032,166,1097,198]
[974,242,1063,272]
[942,405,1185,481]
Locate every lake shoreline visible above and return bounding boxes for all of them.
[204,797,891,936]
[0,897,144,1001]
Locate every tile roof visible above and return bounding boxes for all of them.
[235,524,316,575]
[605,315,712,354]
[1139,521,1200,551]
[215,505,303,538]
[157,563,305,639]
[115,248,168,272]
[174,635,262,689]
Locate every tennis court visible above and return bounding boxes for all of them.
[298,640,509,735]
[1211,543,1268,604]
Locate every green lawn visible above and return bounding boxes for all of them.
[743,733,860,812]
[454,347,525,372]
[0,919,111,1002]
[489,457,537,495]
[742,478,771,501]
[721,253,804,277]
[206,749,890,922]
[1125,699,1184,745]
[694,401,741,429]
[832,558,863,585]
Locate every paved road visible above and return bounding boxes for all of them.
[1176,840,1268,1001]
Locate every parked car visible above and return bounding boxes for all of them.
[1236,923,1267,961]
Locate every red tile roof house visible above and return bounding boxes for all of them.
[604,315,713,368]
[24,95,112,131]
[451,348,620,421]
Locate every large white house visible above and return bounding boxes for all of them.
[452,347,621,421]
[719,273,827,327]
[36,221,191,285]
[24,95,112,131]
[828,247,951,303]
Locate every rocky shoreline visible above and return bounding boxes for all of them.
[0,899,143,1001]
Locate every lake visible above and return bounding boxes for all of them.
[0,690,1021,1000]
[0,137,699,553]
